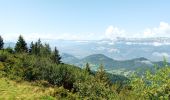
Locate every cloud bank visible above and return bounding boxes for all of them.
[104,22,170,40]
[143,22,170,38]
[152,52,170,59]
[105,26,125,40]
[1,22,170,42]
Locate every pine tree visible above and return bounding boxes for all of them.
[36,38,42,55]
[41,43,51,56]
[14,35,28,53]
[51,47,61,64]
[85,62,91,74]
[95,64,110,84]
[29,39,42,55]
[29,41,34,53]
[0,35,4,50]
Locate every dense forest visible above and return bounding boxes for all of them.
[0,35,170,99]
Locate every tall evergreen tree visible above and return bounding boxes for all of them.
[29,41,34,53]
[29,40,41,55]
[95,64,110,85]
[85,62,91,74]
[41,43,51,56]
[34,42,39,55]
[51,47,61,64]
[14,35,28,53]
[0,35,4,50]
[36,38,42,55]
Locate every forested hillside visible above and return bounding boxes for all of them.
[0,35,170,99]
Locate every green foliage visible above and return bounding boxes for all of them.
[40,96,56,100]
[95,64,111,85]
[130,65,170,99]
[51,47,61,64]
[0,35,4,50]
[1,35,170,99]
[0,50,79,90]
[5,47,14,53]
[29,40,52,58]
[73,64,116,99]
[85,62,91,74]
[45,64,75,88]
[53,86,78,99]
[74,76,115,99]
[0,77,55,99]
[41,43,51,56]
[0,50,8,62]
[14,35,28,53]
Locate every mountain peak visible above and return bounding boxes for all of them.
[132,57,148,61]
[61,53,75,58]
[84,54,112,60]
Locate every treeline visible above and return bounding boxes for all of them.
[0,35,61,64]
[0,35,116,99]
[0,35,170,99]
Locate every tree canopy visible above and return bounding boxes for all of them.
[0,35,4,50]
[14,35,28,53]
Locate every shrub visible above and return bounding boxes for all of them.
[0,51,8,62]
[46,64,76,90]
[130,66,170,99]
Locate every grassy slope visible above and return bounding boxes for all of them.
[0,77,55,100]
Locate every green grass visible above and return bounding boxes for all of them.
[0,77,56,100]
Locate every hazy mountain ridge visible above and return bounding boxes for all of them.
[61,53,80,64]
[61,53,168,75]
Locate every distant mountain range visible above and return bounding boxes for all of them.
[46,37,170,62]
[61,53,168,76]
[5,37,170,62]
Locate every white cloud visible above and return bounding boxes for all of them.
[105,26,125,40]
[108,48,120,53]
[152,52,170,58]
[143,22,170,38]
[104,22,170,40]
[1,33,19,42]
[95,46,120,53]
[138,60,153,66]
[2,22,170,42]
[95,46,106,51]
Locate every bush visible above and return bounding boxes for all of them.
[5,47,14,53]
[46,64,76,90]
[73,66,117,99]
[130,66,170,99]
[0,51,8,62]
[53,86,78,99]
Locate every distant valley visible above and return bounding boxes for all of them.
[61,53,168,76]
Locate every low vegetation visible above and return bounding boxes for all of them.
[0,77,55,99]
[0,35,170,99]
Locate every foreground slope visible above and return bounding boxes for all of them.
[0,77,55,100]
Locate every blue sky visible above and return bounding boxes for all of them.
[1,0,170,41]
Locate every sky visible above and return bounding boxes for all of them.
[0,0,170,42]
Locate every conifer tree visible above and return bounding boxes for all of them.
[29,41,34,54]
[95,64,110,84]
[36,38,42,55]
[14,35,28,53]
[29,39,42,55]
[41,43,51,56]
[0,35,4,50]
[85,62,91,74]
[51,47,61,64]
